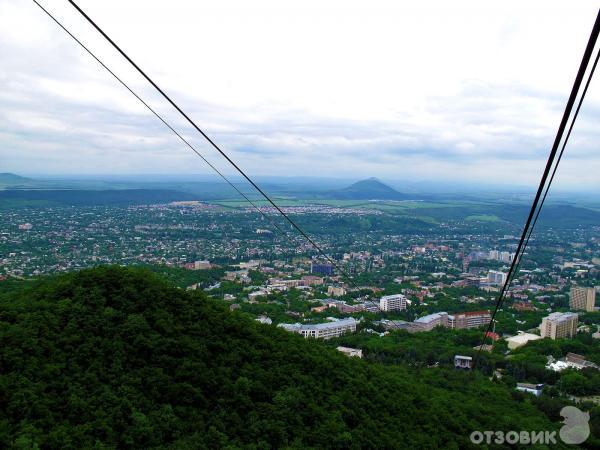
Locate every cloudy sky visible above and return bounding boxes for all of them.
[1,0,600,190]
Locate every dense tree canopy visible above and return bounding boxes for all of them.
[0,267,573,448]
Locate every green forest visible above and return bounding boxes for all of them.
[0,266,592,448]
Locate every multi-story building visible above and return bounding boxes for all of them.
[570,286,596,312]
[268,276,324,289]
[336,346,363,358]
[301,276,324,286]
[379,294,408,312]
[278,318,357,339]
[310,263,333,276]
[327,285,347,297]
[516,383,544,397]
[414,312,448,331]
[540,312,578,340]
[447,311,491,330]
[454,355,473,370]
[488,270,507,285]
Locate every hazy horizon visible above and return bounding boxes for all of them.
[5,171,600,196]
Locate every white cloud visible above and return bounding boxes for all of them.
[1,0,600,191]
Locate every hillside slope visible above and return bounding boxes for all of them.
[0,267,565,448]
[326,178,409,200]
[0,173,36,189]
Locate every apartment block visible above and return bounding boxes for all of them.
[447,310,491,330]
[278,318,357,339]
[540,312,578,340]
[379,294,408,312]
[414,312,448,331]
[570,286,596,312]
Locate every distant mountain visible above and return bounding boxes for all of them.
[0,173,36,188]
[326,177,409,200]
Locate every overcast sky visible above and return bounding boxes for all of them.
[1,0,600,190]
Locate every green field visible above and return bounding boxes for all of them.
[465,214,501,222]
[211,198,472,211]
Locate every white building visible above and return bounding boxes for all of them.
[255,316,272,325]
[336,346,363,358]
[414,312,448,331]
[516,383,544,397]
[546,353,599,372]
[506,332,542,350]
[487,270,507,285]
[540,312,578,340]
[454,355,472,369]
[278,318,358,340]
[379,294,408,312]
[248,290,268,300]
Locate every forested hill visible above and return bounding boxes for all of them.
[0,267,565,448]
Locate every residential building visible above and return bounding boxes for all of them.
[546,353,599,371]
[255,316,272,325]
[379,294,408,312]
[447,310,491,330]
[238,260,262,270]
[516,383,544,397]
[267,276,323,289]
[540,312,578,340]
[248,290,268,300]
[278,318,357,339]
[310,263,333,276]
[487,270,507,285]
[414,312,448,331]
[336,346,363,358]
[454,355,472,370]
[326,301,363,314]
[565,353,597,369]
[465,277,481,287]
[302,275,324,286]
[499,251,513,263]
[570,286,596,312]
[327,285,347,297]
[512,302,536,312]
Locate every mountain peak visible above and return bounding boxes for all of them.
[0,173,34,188]
[326,178,407,200]
[0,173,31,181]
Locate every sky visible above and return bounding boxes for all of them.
[1,0,600,190]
